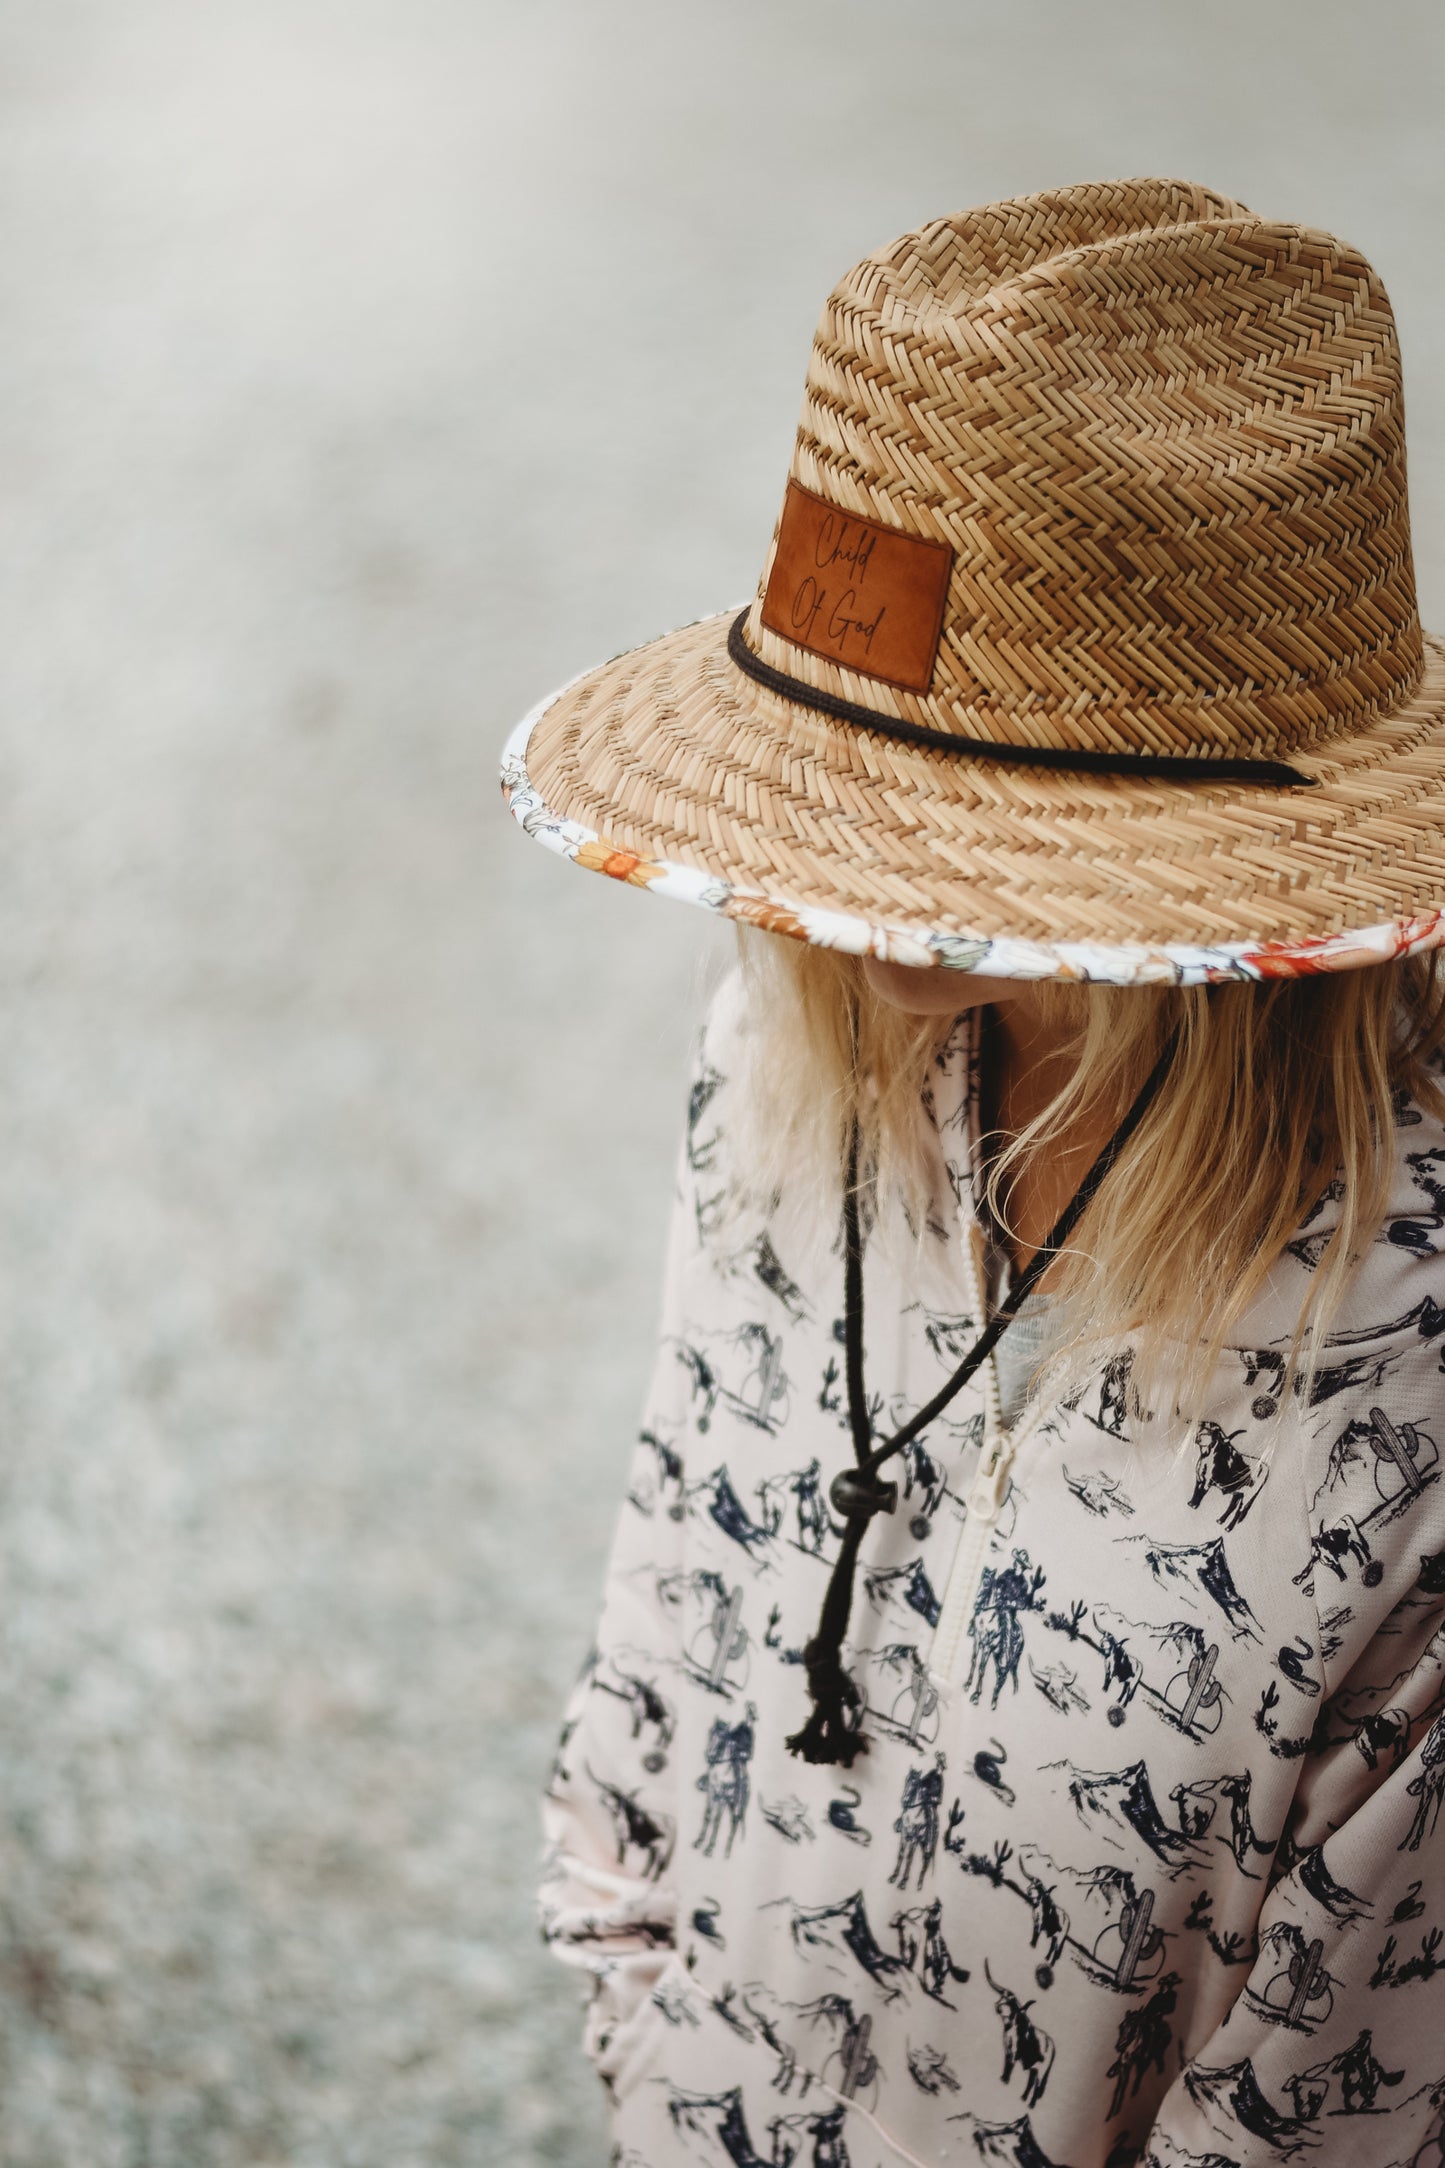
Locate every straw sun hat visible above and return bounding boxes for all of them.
[500,177,1445,985]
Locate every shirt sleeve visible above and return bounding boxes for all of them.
[1143,1379,1445,2166]
[535,967,734,2095]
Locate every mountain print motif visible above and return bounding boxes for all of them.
[539,968,1445,2166]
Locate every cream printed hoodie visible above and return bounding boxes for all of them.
[538,965,1445,2168]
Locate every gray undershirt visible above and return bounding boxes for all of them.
[983,1223,1064,1431]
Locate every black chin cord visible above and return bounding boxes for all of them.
[785,1028,1179,1768]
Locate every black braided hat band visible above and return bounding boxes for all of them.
[727,611,1315,791]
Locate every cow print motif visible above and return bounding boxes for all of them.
[539,967,1445,2167]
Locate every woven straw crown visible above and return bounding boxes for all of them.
[503,179,1445,984]
[746,178,1421,762]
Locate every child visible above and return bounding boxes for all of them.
[502,179,1445,2168]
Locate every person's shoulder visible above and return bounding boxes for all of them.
[1228,1061,1445,1359]
[695,957,748,1071]
[1383,1052,1445,1233]
[682,959,746,1152]
[1281,1069,1445,1435]
[1337,1062,1445,1346]
[669,956,770,1251]
[679,955,836,1279]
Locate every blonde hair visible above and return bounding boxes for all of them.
[724,924,1445,1429]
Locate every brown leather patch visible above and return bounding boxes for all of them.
[759,479,952,693]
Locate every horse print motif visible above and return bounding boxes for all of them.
[1189,1421,1268,1528]
[538,968,1445,2168]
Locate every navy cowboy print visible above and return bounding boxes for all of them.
[539,967,1445,2167]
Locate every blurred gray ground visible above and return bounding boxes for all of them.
[0,2,1441,2162]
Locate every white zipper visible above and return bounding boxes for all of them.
[930,1402,1048,1686]
[928,1217,1038,1687]
[970,1219,1005,1437]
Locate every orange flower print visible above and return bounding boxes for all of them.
[1243,915,1445,978]
[722,895,810,941]
[576,837,667,888]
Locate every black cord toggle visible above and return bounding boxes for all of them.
[828,1469,898,1519]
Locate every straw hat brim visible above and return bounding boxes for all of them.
[501,607,1445,985]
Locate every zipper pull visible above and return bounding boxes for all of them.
[968,1435,1013,1522]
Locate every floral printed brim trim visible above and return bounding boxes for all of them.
[499,680,1445,988]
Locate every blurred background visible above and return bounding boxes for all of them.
[0,2,1442,2162]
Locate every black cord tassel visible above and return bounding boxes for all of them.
[786,1103,874,1767]
[786,1632,869,1767]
